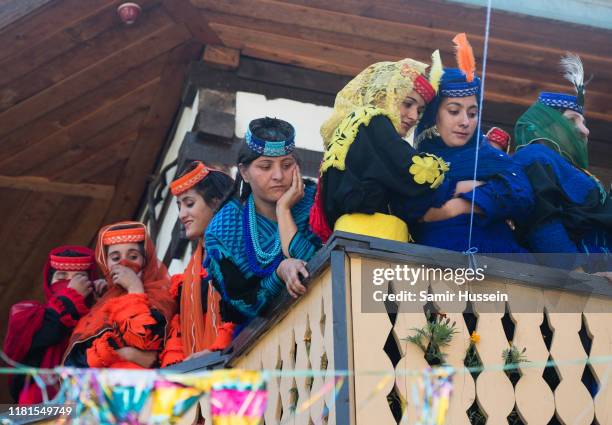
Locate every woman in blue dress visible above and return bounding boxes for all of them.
[392,34,534,257]
[512,54,611,275]
[205,117,321,328]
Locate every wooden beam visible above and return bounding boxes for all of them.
[0,192,67,285]
[0,195,96,323]
[163,0,221,44]
[195,0,612,110]
[0,0,162,88]
[0,175,115,200]
[0,23,191,139]
[36,111,147,179]
[281,0,612,57]
[203,44,240,70]
[210,21,390,75]
[0,0,53,32]
[187,59,340,106]
[0,52,167,161]
[0,189,30,253]
[103,40,202,223]
[237,56,350,95]
[208,17,392,76]
[194,0,612,71]
[202,8,612,96]
[187,58,610,169]
[0,4,173,113]
[0,0,121,62]
[196,89,236,138]
[57,133,138,183]
[0,78,159,174]
[209,21,612,120]
[62,198,112,246]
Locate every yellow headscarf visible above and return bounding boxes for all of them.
[320,59,429,173]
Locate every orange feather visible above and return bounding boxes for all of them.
[452,33,476,82]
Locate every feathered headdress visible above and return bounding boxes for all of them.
[560,52,585,108]
[429,50,443,93]
[452,33,476,82]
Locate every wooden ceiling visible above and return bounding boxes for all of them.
[189,0,612,170]
[0,0,610,397]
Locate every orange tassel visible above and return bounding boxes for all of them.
[452,33,476,82]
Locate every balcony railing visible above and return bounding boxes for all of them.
[12,232,612,424]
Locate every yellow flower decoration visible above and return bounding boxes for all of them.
[470,331,480,344]
[409,154,448,188]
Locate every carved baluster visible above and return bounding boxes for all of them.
[430,277,473,425]
[394,265,429,425]
[546,291,594,424]
[507,285,555,424]
[350,257,396,425]
[470,280,514,425]
[583,299,612,425]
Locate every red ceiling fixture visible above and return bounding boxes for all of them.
[117,2,142,25]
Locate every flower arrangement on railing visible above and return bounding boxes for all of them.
[502,343,529,385]
[464,331,481,369]
[406,312,458,366]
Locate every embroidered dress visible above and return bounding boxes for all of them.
[63,222,175,368]
[311,58,449,243]
[205,182,320,323]
[513,104,612,271]
[160,163,235,367]
[160,241,235,367]
[3,246,96,404]
[393,60,534,255]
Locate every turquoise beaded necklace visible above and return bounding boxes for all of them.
[247,195,282,263]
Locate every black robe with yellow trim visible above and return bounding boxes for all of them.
[322,114,451,228]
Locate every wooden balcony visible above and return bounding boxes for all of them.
[166,232,612,424]
[15,232,612,424]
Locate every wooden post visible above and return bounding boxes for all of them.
[203,44,240,70]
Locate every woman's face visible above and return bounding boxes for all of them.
[177,188,216,240]
[106,243,145,269]
[563,109,590,143]
[436,96,479,147]
[240,154,297,204]
[51,270,88,285]
[398,91,426,137]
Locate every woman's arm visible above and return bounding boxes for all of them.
[277,166,303,257]
[116,347,158,368]
[458,168,534,224]
[31,287,90,349]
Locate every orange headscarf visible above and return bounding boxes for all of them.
[64,222,175,361]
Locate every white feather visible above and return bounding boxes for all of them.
[560,52,584,90]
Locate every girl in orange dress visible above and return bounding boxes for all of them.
[63,222,175,368]
[160,162,234,367]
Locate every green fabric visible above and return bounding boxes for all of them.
[514,102,588,169]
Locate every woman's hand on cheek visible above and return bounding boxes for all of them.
[277,166,304,211]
